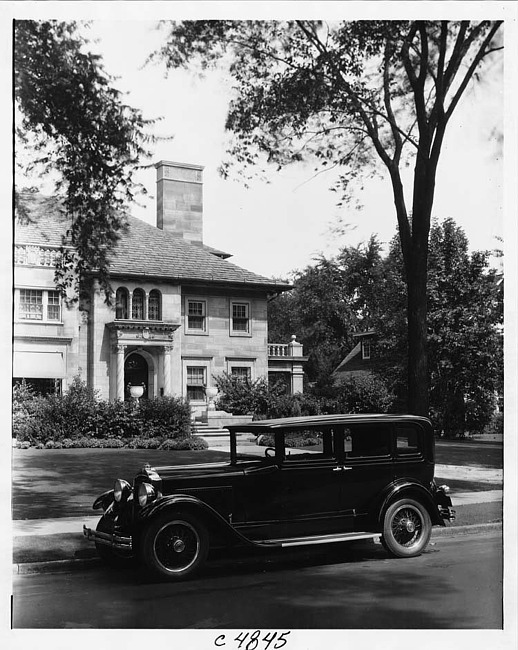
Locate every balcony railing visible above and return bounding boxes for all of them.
[268,335,303,358]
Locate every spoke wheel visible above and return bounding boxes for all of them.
[141,512,209,580]
[381,498,432,558]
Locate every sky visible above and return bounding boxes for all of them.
[11,8,507,281]
[79,18,504,280]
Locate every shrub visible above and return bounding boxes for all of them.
[257,432,320,448]
[13,379,192,447]
[484,411,503,437]
[328,374,395,414]
[139,397,192,439]
[159,436,208,451]
[214,373,301,419]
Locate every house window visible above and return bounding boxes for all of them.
[186,366,206,401]
[231,367,251,381]
[46,291,61,321]
[19,289,43,320]
[132,289,145,320]
[19,289,61,322]
[148,290,162,321]
[231,302,250,334]
[116,288,129,320]
[362,340,371,360]
[187,300,207,332]
[13,378,62,396]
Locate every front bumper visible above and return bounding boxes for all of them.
[438,505,456,521]
[83,524,133,551]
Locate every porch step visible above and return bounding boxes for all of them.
[193,424,256,448]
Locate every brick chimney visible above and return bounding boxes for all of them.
[155,161,204,244]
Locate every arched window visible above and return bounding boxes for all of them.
[148,289,162,321]
[132,288,145,320]
[115,287,129,320]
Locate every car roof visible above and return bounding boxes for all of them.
[226,414,431,432]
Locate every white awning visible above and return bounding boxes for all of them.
[14,351,65,379]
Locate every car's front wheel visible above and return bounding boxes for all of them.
[140,512,209,580]
[381,498,432,558]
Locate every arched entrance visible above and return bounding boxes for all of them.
[125,352,149,400]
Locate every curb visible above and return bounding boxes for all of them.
[14,556,101,575]
[13,522,502,575]
[431,521,502,537]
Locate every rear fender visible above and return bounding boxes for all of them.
[138,493,257,547]
[375,480,444,527]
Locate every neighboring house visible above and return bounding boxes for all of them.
[13,160,305,415]
[332,330,377,381]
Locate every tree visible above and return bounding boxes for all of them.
[268,237,384,391]
[153,20,503,414]
[374,219,503,434]
[15,20,157,302]
[426,219,503,435]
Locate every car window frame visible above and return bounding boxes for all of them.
[393,423,425,460]
[275,426,344,465]
[342,423,393,463]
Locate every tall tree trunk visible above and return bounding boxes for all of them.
[406,249,429,415]
[391,156,434,416]
[405,156,436,416]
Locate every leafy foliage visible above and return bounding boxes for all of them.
[268,236,385,389]
[15,20,158,303]
[214,372,294,419]
[268,217,502,435]
[12,376,193,446]
[372,219,503,434]
[214,371,394,420]
[154,19,503,414]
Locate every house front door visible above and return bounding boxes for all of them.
[125,353,149,399]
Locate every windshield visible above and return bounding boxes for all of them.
[230,428,328,464]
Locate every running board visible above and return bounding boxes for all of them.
[255,531,380,548]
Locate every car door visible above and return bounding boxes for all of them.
[336,424,394,531]
[240,428,347,539]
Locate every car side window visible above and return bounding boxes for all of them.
[395,425,421,455]
[281,428,335,460]
[344,425,391,458]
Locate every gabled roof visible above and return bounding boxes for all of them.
[15,198,291,292]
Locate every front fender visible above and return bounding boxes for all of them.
[375,480,443,527]
[138,493,258,547]
[93,489,115,511]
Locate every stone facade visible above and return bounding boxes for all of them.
[13,161,305,414]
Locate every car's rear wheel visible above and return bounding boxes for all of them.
[140,512,209,580]
[381,498,432,558]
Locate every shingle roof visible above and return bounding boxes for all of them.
[15,197,291,291]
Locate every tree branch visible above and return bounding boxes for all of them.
[445,21,503,122]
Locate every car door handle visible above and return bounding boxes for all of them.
[333,466,352,472]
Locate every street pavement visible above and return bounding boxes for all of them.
[11,440,503,573]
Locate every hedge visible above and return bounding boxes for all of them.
[12,377,201,449]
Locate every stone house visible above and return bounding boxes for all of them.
[13,160,306,416]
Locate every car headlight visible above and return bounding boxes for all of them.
[113,479,131,503]
[138,482,156,507]
[439,484,450,493]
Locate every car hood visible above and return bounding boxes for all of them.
[146,461,244,482]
